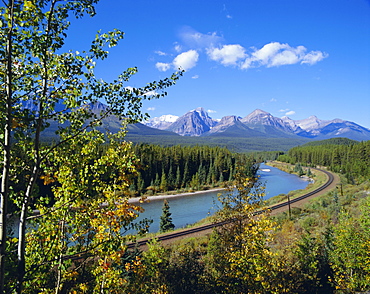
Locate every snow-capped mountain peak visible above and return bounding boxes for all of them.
[295,115,326,130]
[141,107,370,141]
[143,114,179,130]
[155,114,179,123]
[242,109,270,123]
[165,107,218,136]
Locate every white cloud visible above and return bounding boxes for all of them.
[270,46,305,67]
[207,109,217,113]
[155,50,167,56]
[173,50,199,71]
[285,110,296,116]
[222,5,233,19]
[207,44,246,66]
[251,42,287,64]
[241,42,328,69]
[147,107,155,111]
[179,26,223,49]
[301,51,328,65]
[155,29,327,73]
[143,90,158,97]
[156,62,171,72]
[279,108,290,112]
[192,75,199,79]
[270,98,277,102]
[174,44,182,53]
[156,50,199,72]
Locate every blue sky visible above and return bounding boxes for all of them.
[64,0,370,128]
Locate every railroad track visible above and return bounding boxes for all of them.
[268,167,334,210]
[128,167,335,248]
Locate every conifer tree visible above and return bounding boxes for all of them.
[160,171,168,192]
[190,173,200,190]
[175,166,181,189]
[159,200,175,233]
[182,162,190,188]
[154,173,160,192]
[167,164,174,189]
[137,172,145,196]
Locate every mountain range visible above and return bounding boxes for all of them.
[142,107,370,141]
[36,101,369,152]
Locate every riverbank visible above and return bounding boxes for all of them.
[129,162,306,205]
[128,188,225,204]
[134,166,340,248]
[264,161,337,206]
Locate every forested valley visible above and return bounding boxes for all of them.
[1,1,369,292]
[110,138,370,294]
[5,135,370,293]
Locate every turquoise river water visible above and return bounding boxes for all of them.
[11,163,309,236]
[131,163,309,233]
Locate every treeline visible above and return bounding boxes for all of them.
[248,150,285,162]
[300,137,358,147]
[278,140,370,182]
[130,144,258,195]
[125,133,310,153]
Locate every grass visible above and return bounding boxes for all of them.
[272,177,370,230]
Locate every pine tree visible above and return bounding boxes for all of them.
[154,173,160,192]
[175,166,181,189]
[159,200,175,233]
[190,173,200,190]
[160,171,168,192]
[182,162,190,188]
[167,164,174,189]
[219,172,224,183]
[137,172,145,196]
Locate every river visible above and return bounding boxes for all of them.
[131,163,309,233]
[11,163,308,236]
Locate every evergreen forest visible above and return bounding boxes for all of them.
[130,144,258,196]
[278,140,370,182]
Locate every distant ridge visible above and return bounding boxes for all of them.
[143,107,370,141]
[38,102,370,152]
[301,137,359,147]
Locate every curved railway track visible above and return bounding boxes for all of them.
[268,168,334,211]
[129,167,335,248]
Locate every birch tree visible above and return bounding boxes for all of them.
[207,166,280,293]
[0,0,181,292]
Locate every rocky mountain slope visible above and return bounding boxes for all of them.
[143,108,370,141]
[164,107,218,136]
